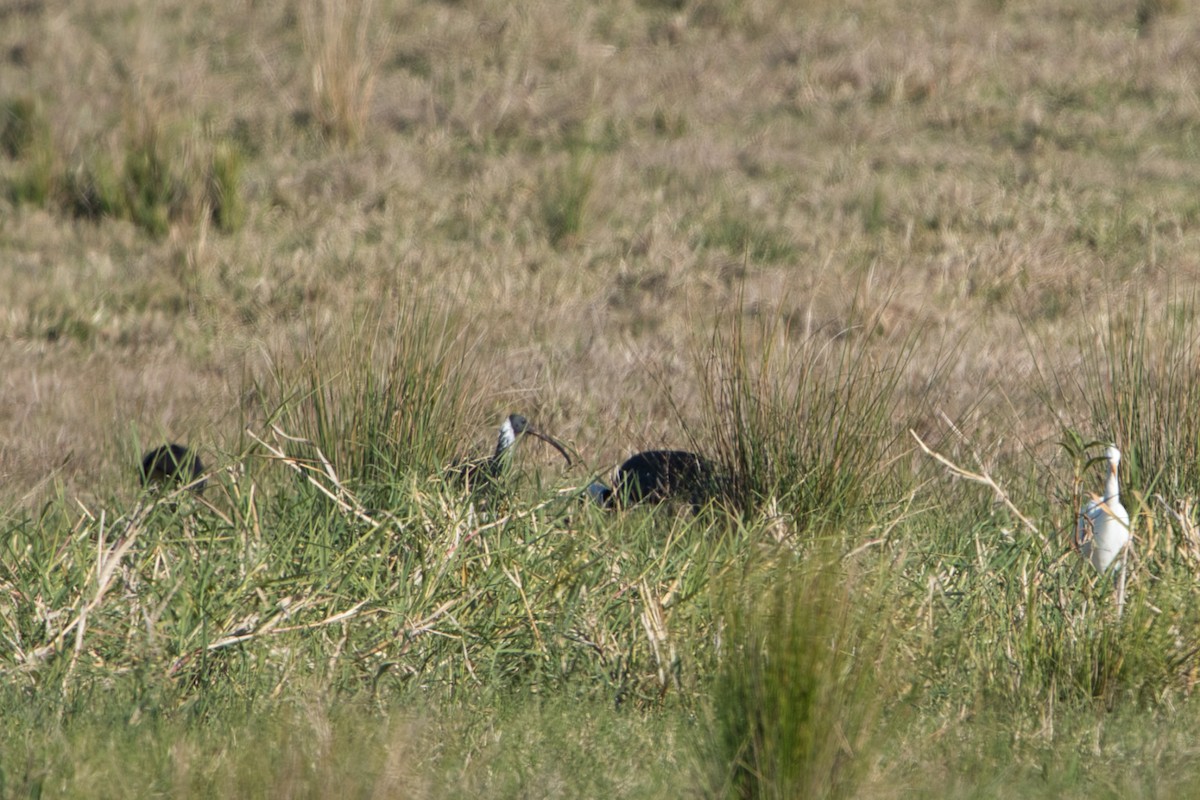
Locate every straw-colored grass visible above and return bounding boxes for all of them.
[3,0,1200,794]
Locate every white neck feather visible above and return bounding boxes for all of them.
[495,418,517,457]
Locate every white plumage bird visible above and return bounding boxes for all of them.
[1077,445,1131,574]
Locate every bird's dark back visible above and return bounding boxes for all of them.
[614,450,717,507]
[449,455,503,490]
[140,444,206,492]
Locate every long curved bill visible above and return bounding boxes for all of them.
[525,428,573,467]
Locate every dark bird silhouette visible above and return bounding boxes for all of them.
[451,413,571,489]
[139,443,207,493]
[587,449,722,510]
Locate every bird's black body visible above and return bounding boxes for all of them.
[588,449,721,510]
[451,413,571,489]
[139,443,207,493]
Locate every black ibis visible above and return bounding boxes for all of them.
[451,413,572,489]
[587,449,722,510]
[139,443,207,493]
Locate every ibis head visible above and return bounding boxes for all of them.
[495,413,572,467]
[452,413,572,489]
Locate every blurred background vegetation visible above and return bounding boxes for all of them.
[3,0,1200,796]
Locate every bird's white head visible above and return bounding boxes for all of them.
[1105,445,1122,467]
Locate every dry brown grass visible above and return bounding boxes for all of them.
[301,0,386,144]
[1,0,1199,505]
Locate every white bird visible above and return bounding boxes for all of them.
[1077,445,1131,574]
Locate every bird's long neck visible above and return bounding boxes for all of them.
[1104,464,1121,503]
[492,419,518,463]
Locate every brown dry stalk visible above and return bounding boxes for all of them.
[639,578,676,695]
[167,599,372,678]
[909,427,1043,543]
[248,426,385,528]
[28,504,150,668]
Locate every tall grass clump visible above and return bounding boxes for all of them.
[701,556,891,799]
[541,152,595,248]
[697,303,922,531]
[122,118,186,237]
[7,144,57,207]
[1068,296,1200,504]
[1,96,45,158]
[3,95,57,206]
[301,0,385,145]
[205,140,245,233]
[262,303,477,504]
[62,154,123,220]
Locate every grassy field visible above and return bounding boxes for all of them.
[4,0,1200,795]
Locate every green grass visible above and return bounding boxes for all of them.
[694,204,798,264]
[696,300,923,529]
[0,96,44,159]
[2,98,245,236]
[702,555,892,799]
[541,150,596,248]
[5,0,1200,794]
[206,139,244,233]
[6,303,1200,794]
[0,689,691,798]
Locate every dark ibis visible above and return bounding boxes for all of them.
[451,413,572,489]
[139,443,207,493]
[587,449,722,510]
